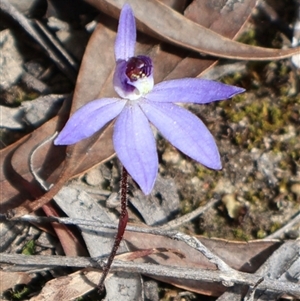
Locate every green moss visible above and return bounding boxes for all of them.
[6,85,40,106]
[222,73,244,86]
[196,165,218,180]
[22,240,35,255]
[279,64,289,76]
[220,75,298,151]
[279,180,288,194]
[238,28,258,46]
[256,229,267,239]
[233,132,244,146]
[270,222,282,233]
[231,110,246,123]
[244,191,260,204]
[290,149,300,161]
[180,199,193,215]
[232,228,250,241]
[11,286,30,300]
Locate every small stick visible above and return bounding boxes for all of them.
[263,211,300,240]
[97,167,129,292]
[2,253,300,296]
[159,198,219,231]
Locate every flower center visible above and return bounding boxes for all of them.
[126,56,152,82]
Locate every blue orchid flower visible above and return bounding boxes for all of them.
[54,4,245,195]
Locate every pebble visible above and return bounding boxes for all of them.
[291,183,300,198]
[8,0,43,16]
[0,29,24,90]
[85,167,104,186]
[214,178,235,194]
[162,148,181,164]
[222,194,243,219]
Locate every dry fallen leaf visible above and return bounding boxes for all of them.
[124,231,282,295]
[2,22,118,216]
[85,0,300,60]
[29,269,102,301]
[9,236,287,299]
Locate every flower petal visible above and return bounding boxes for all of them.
[113,103,158,194]
[145,78,245,104]
[54,98,125,145]
[115,4,136,61]
[140,101,221,169]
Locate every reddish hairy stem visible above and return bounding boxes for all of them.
[98,167,128,292]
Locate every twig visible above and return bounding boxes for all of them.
[5,213,243,275]
[264,211,300,240]
[7,199,218,233]
[171,232,235,275]
[1,253,299,297]
[159,198,219,231]
[243,277,264,301]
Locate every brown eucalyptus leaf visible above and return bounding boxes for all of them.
[2,107,88,256]
[26,250,179,301]
[124,231,282,295]
[159,0,188,12]
[0,113,67,214]
[42,204,88,257]
[29,269,103,301]
[84,0,300,60]
[125,233,281,273]
[165,0,256,79]
[185,0,253,36]
[8,22,118,216]
[1,16,135,215]
[1,136,33,212]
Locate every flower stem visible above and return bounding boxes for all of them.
[98,167,129,293]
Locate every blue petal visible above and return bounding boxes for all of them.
[145,78,245,104]
[113,103,158,194]
[115,4,136,61]
[140,101,221,169]
[54,98,125,145]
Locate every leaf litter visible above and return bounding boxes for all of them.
[0,0,299,300]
